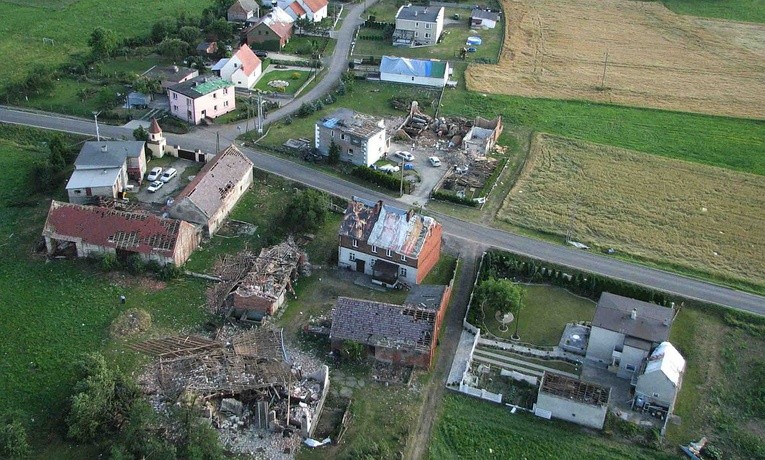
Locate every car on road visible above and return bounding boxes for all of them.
[394,150,414,161]
[160,168,177,183]
[147,167,162,182]
[253,50,269,58]
[147,180,164,193]
[428,156,442,167]
[378,164,400,173]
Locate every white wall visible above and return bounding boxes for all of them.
[363,129,387,166]
[338,246,418,284]
[585,326,623,365]
[535,394,607,430]
[379,72,446,88]
[618,345,648,379]
[636,372,677,408]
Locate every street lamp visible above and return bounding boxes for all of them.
[92,111,101,141]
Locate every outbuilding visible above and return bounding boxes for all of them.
[534,372,611,430]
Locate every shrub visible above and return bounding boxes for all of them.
[101,253,119,271]
[431,190,478,207]
[125,254,145,275]
[0,413,30,459]
[291,72,302,80]
[351,166,412,193]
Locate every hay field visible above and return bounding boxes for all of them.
[466,0,765,120]
[499,133,765,285]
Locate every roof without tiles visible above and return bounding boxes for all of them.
[319,108,384,139]
[592,292,674,343]
[539,372,611,406]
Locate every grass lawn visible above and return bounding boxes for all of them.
[254,70,313,95]
[422,254,458,285]
[662,0,765,23]
[478,284,595,345]
[428,393,677,460]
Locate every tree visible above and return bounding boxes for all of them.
[158,38,191,62]
[48,134,67,171]
[132,75,161,95]
[178,25,201,44]
[294,17,313,35]
[151,18,177,44]
[133,125,149,141]
[205,19,233,41]
[283,189,328,233]
[89,27,118,60]
[476,277,525,339]
[0,412,30,459]
[328,140,340,165]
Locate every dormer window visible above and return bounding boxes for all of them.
[385,249,392,257]
[372,245,377,253]
[352,239,358,248]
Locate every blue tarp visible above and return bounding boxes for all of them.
[466,36,482,45]
[380,56,432,77]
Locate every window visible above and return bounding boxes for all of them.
[400,267,407,277]
[652,392,659,398]
[372,245,377,253]
[425,33,431,38]
[425,23,432,29]
[173,105,178,111]
[349,253,356,261]
[625,364,636,371]
[414,31,419,38]
[224,101,229,107]
[415,22,419,28]
[223,88,228,94]
[341,134,345,140]
[213,93,217,98]
[348,148,354,155]
[331,131,335,138]
[352,239,358,248]
[400,255,407,262]
[214,105,218,111]
[385,249,392,257]
[370,259,376,266]
[172,93,177,100]
[187,99,191,106]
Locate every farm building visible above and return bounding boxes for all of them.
[143,65,199,91]
[463,116,503,156]
[470,9,500,28]
[168,145,253,237]
[42,201,199,266]
[330,284,451,368]
[338,197,442,286]
[633,341,685,416]
[229,238,308,320]
[227,0,259,22]
[585,292,674,380]
[66,141,147,204]
[244,9,294,50]
[534,372,611,430]
[167,75,235,125]
[314,108,388,166]
[393,5,444,46]
[379,56,450,88]
[212,44,263,89]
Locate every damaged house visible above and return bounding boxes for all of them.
[315,108,388,167]
[169,145,254,237]
[463,116,503,156]
[330,283,451,368]
[229,239,309,321]
[338,197,442,287]
[534,372,611,430]
[42,200,199,266]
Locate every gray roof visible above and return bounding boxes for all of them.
[66,168,121,189]
[143,65,198,82]
[74,141,145,169]
[593,292,674,343]
[405,285,447,311]
[168,75,233,99]
[396,5,442,22]
[471,9,500,21]
[330,297,436,352]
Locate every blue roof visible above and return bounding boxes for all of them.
[379,56,446,78]
[322,118,339,128]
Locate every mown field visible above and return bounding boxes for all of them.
[428,393,677,460]
[0,0,212,84]
[662,0,765,23]
[498,133,765,287]
[466,0,765,119]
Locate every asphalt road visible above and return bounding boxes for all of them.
[1,105,763,314]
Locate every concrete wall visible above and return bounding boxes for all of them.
[172,220,201,266]
[618,344,648,379]
[375,346,430,368]
[380,72,447,88]
[585,326,624,365]
[395,9,443,45]
[458,383,502,403]
[67,183,118,204]
[535,393,607,430]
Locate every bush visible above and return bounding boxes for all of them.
[431,190,478,207]
[351,166,412,194]
[101,253,119,271]
[297,102,316,117]
[0,413,30,459]
[125,254,145,275]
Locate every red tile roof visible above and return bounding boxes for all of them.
[234,44,262,77]
[289,1,307,16]
[149,118,162,134]
[302,0,328,13]
[266,21,293,39]
[43,201,190,258]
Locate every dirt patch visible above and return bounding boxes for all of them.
[106,272,167,291]
[110,308,152,338]
[466,0,765,119]
[498,133,765,285]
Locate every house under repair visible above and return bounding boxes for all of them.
[534,372,611,430]
[229,238,310,321]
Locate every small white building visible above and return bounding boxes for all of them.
[585,292,675,380]
[167,75,236,125]
[393,5,444,46]
[634,342,685,413]
[314,108,388,167]
[379,56,450,88]
[470,9,501,29]
[146,118,166,158]
[534,372,611,430]
[212,44,263,89]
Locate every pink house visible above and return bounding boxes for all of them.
[167,75,235,125]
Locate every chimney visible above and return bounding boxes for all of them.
[172,65,179,73]
[101,145,108,152]
[630,309,637,320]
[406,209,414,222]
[414,10,418,16]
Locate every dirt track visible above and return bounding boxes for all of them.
[467,0,765,120]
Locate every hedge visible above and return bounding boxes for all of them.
[431,190,478,207]
[352,166,413,194]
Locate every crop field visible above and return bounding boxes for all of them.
[499,134,765,286]
[662,0,765,24]
[0,0,212,83]
[466,0,765,119]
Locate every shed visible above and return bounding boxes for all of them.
[535,372,610,430]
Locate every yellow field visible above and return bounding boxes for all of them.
[467,0,765,120]
[498,134,765,285]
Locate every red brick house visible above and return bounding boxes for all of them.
[330,284,452,368]
[244,16,293,51]
[338,197,442,287]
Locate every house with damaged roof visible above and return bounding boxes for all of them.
[338,197,442,287]
[168,145,253,237]
[42,201,199,266]
[330,284,452,368]
[315,108,388,167]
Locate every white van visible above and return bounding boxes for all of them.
[160,168,177,183]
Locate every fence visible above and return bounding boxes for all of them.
[458,383,502,403]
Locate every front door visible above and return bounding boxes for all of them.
[355,259,366,273]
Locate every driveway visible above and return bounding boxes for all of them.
[133,158,199,205]
[389,141,449,207]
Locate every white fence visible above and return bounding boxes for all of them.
[458,383,502,403]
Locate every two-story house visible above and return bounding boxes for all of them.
[228,0,260,22]
[65,141,146,204]
[393,5,444,47]
[338,197,442,287]
[167,75,235,125]
[211,44,262,89]
[244,9,294,50]
[315,108,388,166]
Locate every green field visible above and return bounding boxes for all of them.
[0,0,212,84]
[440,91,765,176]
[662,0,765,23]
[429,393,677,460]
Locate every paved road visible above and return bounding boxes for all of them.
[0,105,764,315]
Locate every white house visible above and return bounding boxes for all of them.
[470,9,501,29]
[379,56,450,88]
[585,292,675,380]
[393,5,444,46]
[167,75,236,125]
[66,141,147,204]
[315,108,388,167]
[212,44,263,89]
[634,342,685,413]
[534,372,611,430]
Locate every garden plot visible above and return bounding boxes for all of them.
[466,0,765,119]
[499,133,765,286]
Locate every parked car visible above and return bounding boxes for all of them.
[394,150,414,161]
[147,167,162,182]
[147,180,164,193]
[428,156,442,167]
[253,50,269,58]
[160,168,177,183]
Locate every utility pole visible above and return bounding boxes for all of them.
[399,161,404,197]
[600,50,609,89]
[246,93,251,133]
[92,111,101,141]
[216,131,220,153]
[257,93,264,134]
